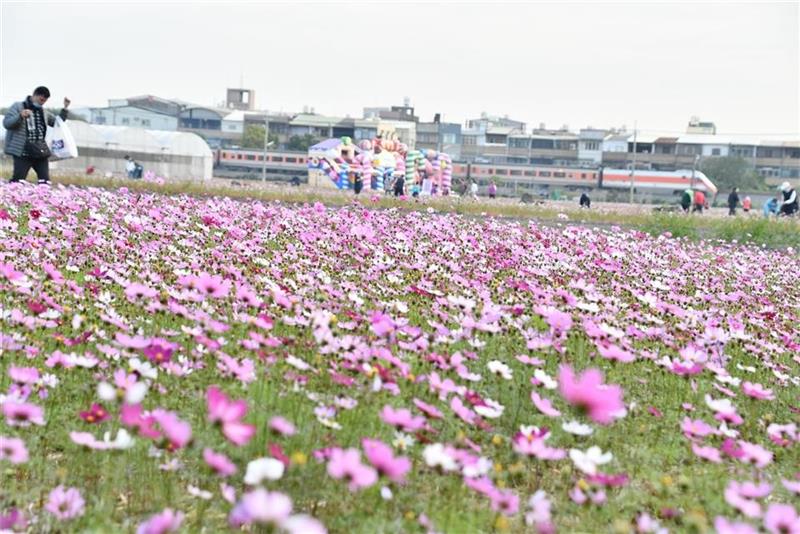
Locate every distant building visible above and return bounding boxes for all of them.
[89,95,181,131]
[687,116,716,135]
[226,88,255,111]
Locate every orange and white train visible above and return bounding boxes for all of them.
[215,148,717,195]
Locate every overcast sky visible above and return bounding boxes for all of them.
[2,1,798,137]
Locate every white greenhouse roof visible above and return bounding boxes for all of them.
[0,117,213,158]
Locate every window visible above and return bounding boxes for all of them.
[441,133,456,145]
[121,118,130,125]
[554,171,566,178]
[581,173,587,179]
[142,119,151,127]
[539,171,551,177]
[711,148,721,156]
[510,170,522,176]
[285,157,297,163]
[524,171,535,177]
[463,136,477,146]
[583,141,599,151]
[246,155,255,161]
[495,169,508,175]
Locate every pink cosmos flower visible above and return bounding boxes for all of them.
[512,435,567,460]
[282,515,327,534]
[8,366,39,384]
[691,443,722,463]
[742,381,775,401]
[203,448,237,477]
[530,391,562,417]
[558,365,624,425]
[0,436,29,464]
[124,282,158,301]
[413,398,443,419]
[783,479,800,495]
[2,401,45,427]
[681,417,716,440]
[137,508,184,534]
[0,507,27,531]
[45,486,85,520]
[195,273,231,299]
[326,447,378,491]
[79,403,110,424]
[714,516,759,534]
[152,410,192,451]
[738,440,773,468]
[763,503,800,534]
[380,405,425,432]
[362,438,412,483]
[239,489,293,525]
[206,386,255,446]
[268,416,296,436]
[488,488,520,516]
[724,480,771,518]
[120,404,161,439]
[596,342,636,363]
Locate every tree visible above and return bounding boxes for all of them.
[241,125,278,149]
[700,156,766,192]
[288,134,318,152]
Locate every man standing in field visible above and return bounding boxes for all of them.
[693,190,706,214]
[727,187,740,216]
[4,86,70,184]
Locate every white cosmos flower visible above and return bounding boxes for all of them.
[462,456,492,478]
[188,485,213,500]
[286,355,311,371]
[534,369,558,390]
[474,399,505,419]
[569,446,613,475]
[244,457,285,485]
[130,358,158,380]
[97,382,116,402]
[423,443,458,472]
[704,395,736,414]
[380,486,393,500]
[103,428,135,450]
[125,382,148,404]
[715,374,741,387]
[562,421,594,436]
[487,360,513,380]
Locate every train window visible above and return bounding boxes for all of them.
[271,156,284,162]
[554,172,565,178]
[581,173,587,179]
[285,157,297,163]
[237,154,242,160]
[510,170,522,176]
[539,171,551,177]
[524,171,535,176]
[222,152,228,158]
[496,169,508,175]
[246,155,255,161]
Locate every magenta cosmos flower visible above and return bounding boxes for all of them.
[558,365,624,425]
[206,386,255,446]
[362,438,412,483]
[763,503,800,534]
[380,405,426,432]
[45,486,85,520]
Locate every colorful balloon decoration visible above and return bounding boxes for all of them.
[308,137,453,195]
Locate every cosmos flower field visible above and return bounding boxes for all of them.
[0,183,798,534]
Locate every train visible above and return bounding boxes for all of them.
[214,148,717,196]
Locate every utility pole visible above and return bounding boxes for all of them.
[628,122,637,204]
[690,154,699,190]
[261,112,270,183]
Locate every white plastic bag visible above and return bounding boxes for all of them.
[46,116,79,159]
